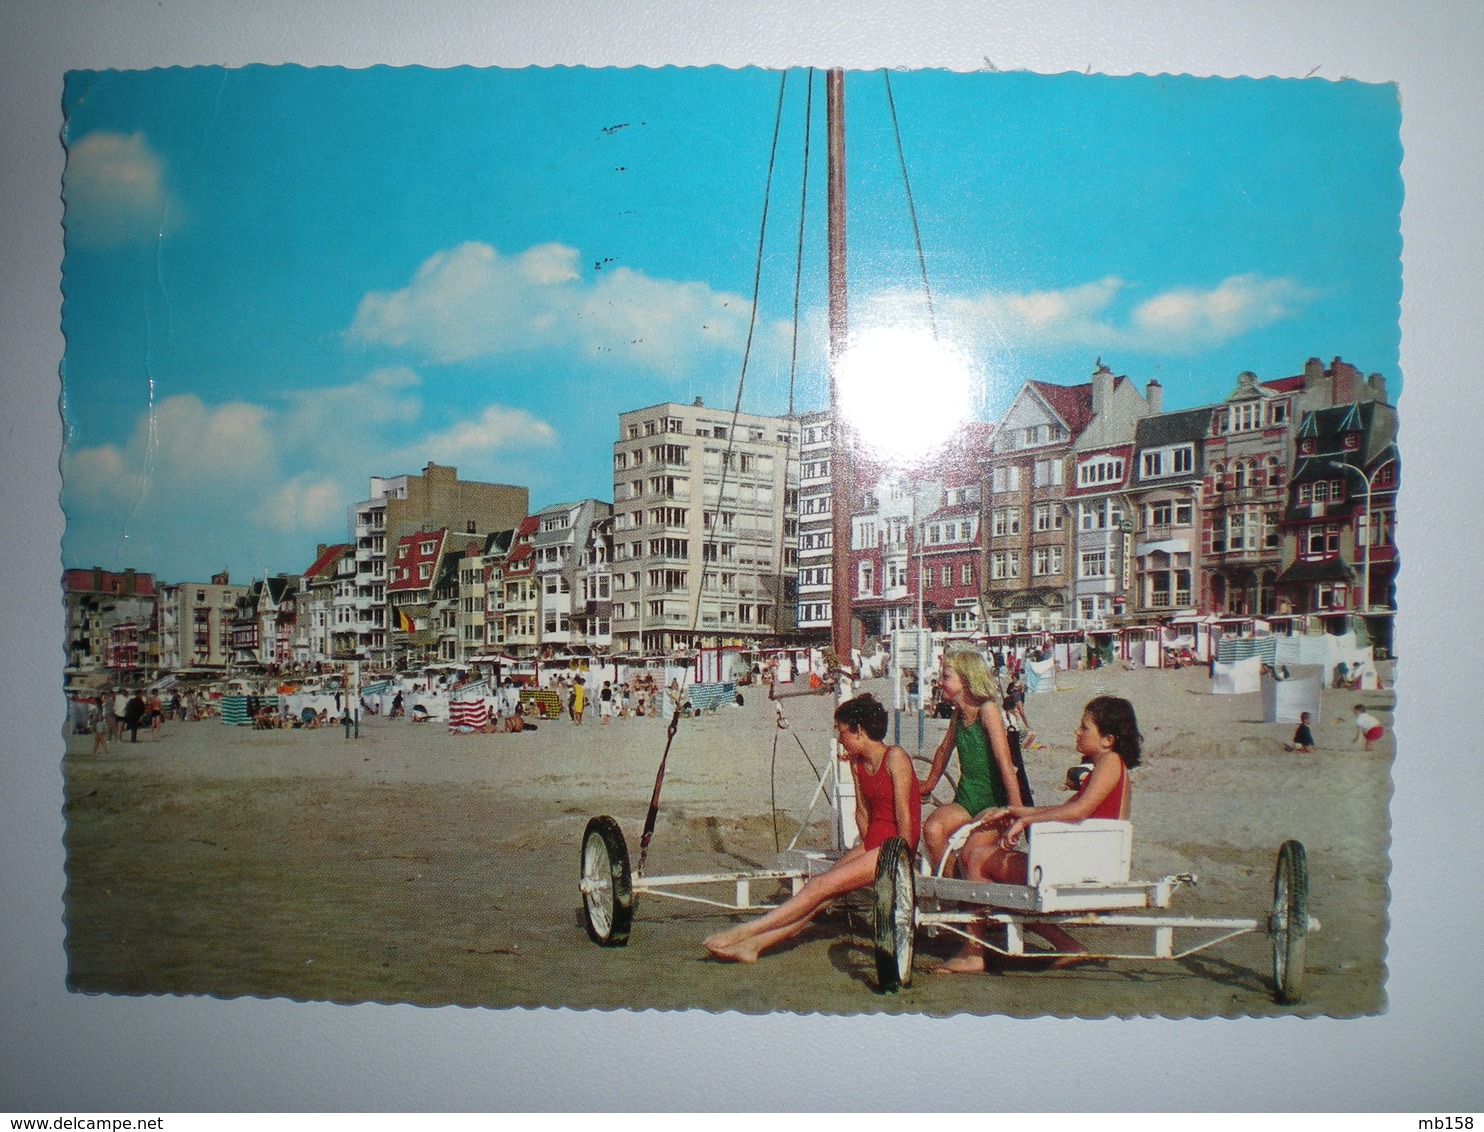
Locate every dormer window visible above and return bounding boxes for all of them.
[1343,433,1360,450]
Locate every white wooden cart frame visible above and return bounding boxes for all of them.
[580,753,1318,1003]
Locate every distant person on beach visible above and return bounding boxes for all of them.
[599,680,614,725]
[123,692,146,743]
[1350,705,1384,750]
[1284,712,1317,753]
[918,649,1026,875]
[89,700,109,755]
[703,693,919,964]
[112,688,128,742]
[572,677,586,725]
[938,695,1143,973]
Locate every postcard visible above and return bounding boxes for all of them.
[57,63,1401,1023]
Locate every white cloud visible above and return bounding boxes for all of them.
[252,475,347,532]
[888,273,1313,355]
[65,382,557,547]
[1130,274,1315,345]
[416,406,557,465]
[348,241,763,376]
[63,131,171,249]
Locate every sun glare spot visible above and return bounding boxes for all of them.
[835,327,977,464]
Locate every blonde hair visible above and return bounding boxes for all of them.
[942,648,998,703]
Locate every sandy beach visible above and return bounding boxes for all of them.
[61,664,1392,1018]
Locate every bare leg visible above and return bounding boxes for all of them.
[922,803,970,876]
[933,832,1004,973]
[704,846,876,962]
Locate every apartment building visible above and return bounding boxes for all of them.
[531,499,613,655]
[63,568,159,674]
[1128,407,1208,619]
[611,401,798,653]
[795,409,834,633]
[980,378,1092,630]
[1278,398,1399,622]
[156,571,247,672]
[348,463,527,665]
[296,543,354,667]
[1066,366,1163,626]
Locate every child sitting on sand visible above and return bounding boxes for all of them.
[936,695,1142,973]
[703,694,919,964]
[918,648,1025,875]
[1284,712,1316,753]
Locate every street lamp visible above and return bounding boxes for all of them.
[1322,449,1396,613]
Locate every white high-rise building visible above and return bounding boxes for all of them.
[611,401,799,654]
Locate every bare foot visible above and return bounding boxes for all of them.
[704,938,761,964]
[933,954,987,974]
[702,928,743,953]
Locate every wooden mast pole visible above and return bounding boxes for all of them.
[826,68,853,673]
[824,68,859,851]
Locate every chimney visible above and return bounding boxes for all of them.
[693,396,704,407]
[1145,380,1163,415]
[1091,360,1114,416]
[1330,357,1360,405]
[1304,357,1325,383]
[1368,372,1389,402]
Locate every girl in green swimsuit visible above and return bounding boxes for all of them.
[919,648,1024,876]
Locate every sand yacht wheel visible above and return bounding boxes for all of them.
[872,837,917,993]
[580,816,633,946]
[1270,839,1310,1003]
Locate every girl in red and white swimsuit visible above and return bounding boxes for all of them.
[936,695,1143,973]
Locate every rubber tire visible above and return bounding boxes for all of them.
[580,815,633,947]
[873,837,916,993]
[1270,839,1309,1003]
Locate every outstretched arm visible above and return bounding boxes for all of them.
[919,716,958,797]
[995,752,1124,847]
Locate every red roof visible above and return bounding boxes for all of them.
[1028,381,1095,436]
[1262,375,1308,393]
[62,568,157,596]
[303,543,352,579]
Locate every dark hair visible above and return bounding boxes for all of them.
[834,693,889,742]
[1083,695,1142,768]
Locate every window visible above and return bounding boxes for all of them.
[1142,445,1194,479]
[1077,456,1125,487]
[992,465,1021,494]
[990,551,1019,580]
[858,562,874,596]
[992,508,1021,537]
[961,563,974,585]
[1366,508,1396,548]
[1032,503,1063,532]
[1304,523,1342,557]
[1080,550,1108,578]
[418,563,432,580]
[1032,546,1064,577]
[940,564,953,587]
[1033,458,1063,487]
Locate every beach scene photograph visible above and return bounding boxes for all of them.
[57,63,1402,1018]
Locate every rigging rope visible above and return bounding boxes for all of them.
[637,69,792,875]
[882,70,938,337]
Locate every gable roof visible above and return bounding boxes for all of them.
[1027,380,1095,435]
[303,543,352,580]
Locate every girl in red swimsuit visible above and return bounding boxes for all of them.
[936,695,1142,973]
[703,693,920,964]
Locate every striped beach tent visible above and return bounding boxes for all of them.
[448,699,490,731]
[219,695,251,725]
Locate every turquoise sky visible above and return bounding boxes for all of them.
[59,65,1403,583]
